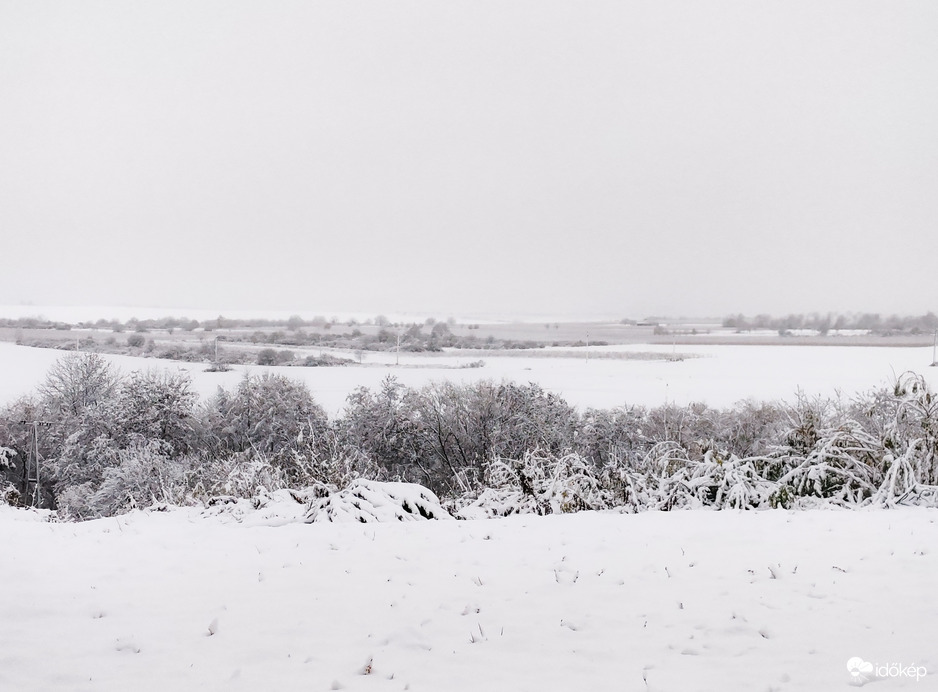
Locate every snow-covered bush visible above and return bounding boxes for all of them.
[189,451,290,501]
[301,430,380,490]
[575,400,787,472]
[34,355,122,507]
[1,484,21,506]
[856,372,938,488]
[339,378,580,498]
[202,372,331,483]
[56,442,190,520]
[200,486,327,525]
[306,479,453,523]
[717,400,789,459]
[455,488,542,519]
[685,450,774,510]
[0,446,19,505]
[339,377,428,487]
[619,442,700,511]
[457,452,611,518]
[113,370,198,457]
[870,443,922,507]
[51,412,123,491]
[575,405,651,469]
[39,352,119,420]
[773,420,882,505]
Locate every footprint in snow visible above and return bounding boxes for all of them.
[115,637,141,654]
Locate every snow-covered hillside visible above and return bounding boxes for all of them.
[1,505,935,691]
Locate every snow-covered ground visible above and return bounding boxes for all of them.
[3,337,938,690]
[1,341,936,415]
[1,504,935,691]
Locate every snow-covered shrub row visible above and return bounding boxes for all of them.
[1,353,938,519]
[307,479,452,523]
[0,354,369,518]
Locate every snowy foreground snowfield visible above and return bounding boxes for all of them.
[2,505,937,691]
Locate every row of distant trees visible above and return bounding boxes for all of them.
[723,312,938,334]
[0,313,453,334]
[7,311,938,337]
[3,353,938,519]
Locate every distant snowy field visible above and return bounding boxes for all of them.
[1,505,936,691]
[0,341,936,415]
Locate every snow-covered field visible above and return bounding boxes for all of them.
[3,340,938,690]
[1,341,936,415]
[1,504,936,691]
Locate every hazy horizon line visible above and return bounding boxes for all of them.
[1,303,935,326]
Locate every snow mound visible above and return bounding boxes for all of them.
[306,479,453,523]
[456,488,543,519]
[200,487,327,526]
[0,504,56,522]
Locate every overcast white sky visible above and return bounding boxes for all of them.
[1,1,936,319]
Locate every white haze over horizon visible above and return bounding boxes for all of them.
[6,303,931,327]
[0,303,638,326]
[1,1,936,319]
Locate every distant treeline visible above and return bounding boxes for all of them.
[1,315,544,356]
[2,353,938,520]
[722,312,938,334]
[6,310,938,338]
[1,313,447,332]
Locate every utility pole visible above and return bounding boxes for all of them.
[586,330,590,364]
[396,333,401,366]
[933,329,937,366]
[17,419,52,508]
